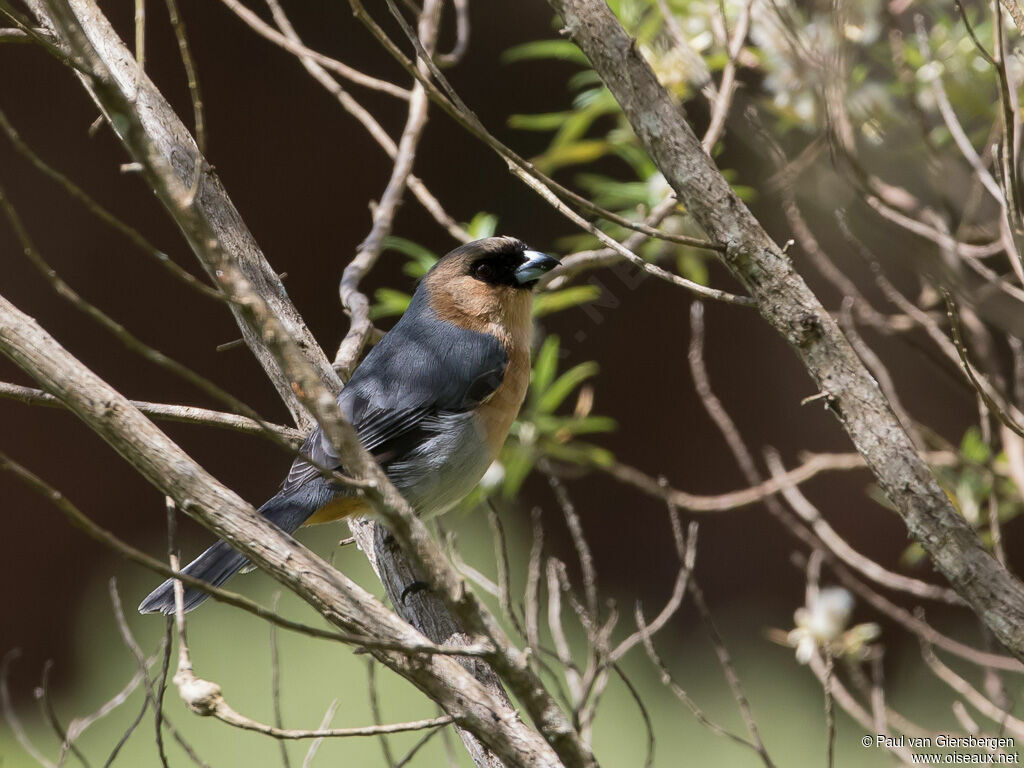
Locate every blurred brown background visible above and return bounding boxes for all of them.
[0,0,989,711]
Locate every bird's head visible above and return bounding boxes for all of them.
[420,237,559,343]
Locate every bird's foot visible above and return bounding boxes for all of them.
[400,580,431,604]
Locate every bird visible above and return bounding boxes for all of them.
[139,236,559,614]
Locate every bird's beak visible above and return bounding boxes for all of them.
[514,250,560,286]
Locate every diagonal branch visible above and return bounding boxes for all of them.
[22,0,340,430]
[547,0,1024,661]
[0,291,563,768]
[21,2,586,764]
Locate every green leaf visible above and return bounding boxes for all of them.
[502,40,589,65]
[572,85,613,111]
[370,288,412,320]
[534,140,611,173]
[500,447,536,497]
[534,414,617,435]
[611,143,658,179]
[732,185,758,202]
[960,426,990,464]
[530,336,561,408]
[550,99,618,151]
[542,440,615,467]
[509,112,574,131]
[383,236,438,278]
[383,235,437,262]
[568,70,603,90]
[533,286,601,317]
[575,174,650,209]
[539,361,599,413]
[466,212,498,239]
[677,251,709,285]
[900,541,927,567]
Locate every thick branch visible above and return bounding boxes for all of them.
[28,3,586,764]
[0,293,562,768]
[24,0,340,429]
[0,381,302,443]
[547,0,1024,659]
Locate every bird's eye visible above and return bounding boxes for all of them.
[474,262,495,281]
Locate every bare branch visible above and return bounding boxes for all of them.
[334,0,441,377]
[920,643,1024,740]
[1,651,57,768]
[598,449,957,513]
[0,381,302,443]
[701,0,753,152]
[24,0,340,428]
[764,448,963,604]
[548,0,1024,661]
[689,582,775,768]
[216,0,411,100]
[263,0,471,244]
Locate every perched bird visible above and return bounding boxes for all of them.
[139,237,559,614]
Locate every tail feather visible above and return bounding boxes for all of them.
[137,491,316,615]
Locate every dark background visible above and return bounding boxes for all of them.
[0,0,987,702]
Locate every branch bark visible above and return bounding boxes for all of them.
[22,2,585,764]
[0,292,562,768]
[349,519,510,768]
[546,0,1024,659]
[22,0,340,430]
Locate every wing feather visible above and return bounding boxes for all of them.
[280,301,508,495]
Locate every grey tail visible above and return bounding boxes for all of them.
[137,491,314,615]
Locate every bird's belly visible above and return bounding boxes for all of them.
[305,494,372,525]
[387,411,496,518]
[303,412,505,526]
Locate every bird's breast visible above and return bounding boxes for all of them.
[474,344,531,457]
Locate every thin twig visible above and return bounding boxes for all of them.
[764,448,963,604]
[1,650,57,768]
[108,581,208,768]
[368,661,396,767]
[543,465,598,621]
[0,381,302,442]
[920,642,1024,739]
[701,0,754,152]
[38,660,91,768]
[270,592,292,768]
[610,518,697,663]
[264,0,470,244]
[635,614,763,756]
[596,449,956,513]
[823,653,835,768]
[301,700,339,768]
[216,0,411,99]
[0,453,492,656]
[689,581,775,768]
[163,0,204,205]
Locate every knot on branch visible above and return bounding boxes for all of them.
[174,670,223,716]
[794,310,825,349]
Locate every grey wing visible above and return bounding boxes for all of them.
[280,314,507,494]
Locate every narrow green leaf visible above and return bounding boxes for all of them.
[532,286,601,317]
[542,440,615,467]
[501,448,536,498]
[534,414,617,435]
[960,426,990,464]
[539,361,599,413]
[466,212,498,239]
[508,112,573,131]
[502,40,590,65]
[530,336,561,408]
[534,140,611,173]
[369,288,412,320]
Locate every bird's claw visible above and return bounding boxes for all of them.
[400,580,431,603]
